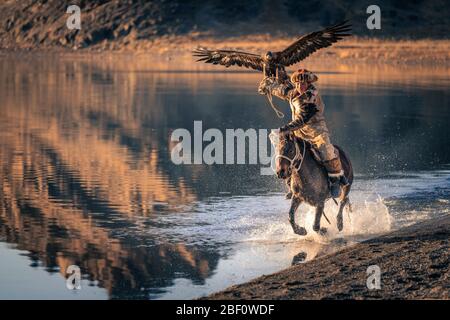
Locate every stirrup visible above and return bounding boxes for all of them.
[330,185,341,198]
[328,177,341,198]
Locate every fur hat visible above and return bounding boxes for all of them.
[290,69,318,83]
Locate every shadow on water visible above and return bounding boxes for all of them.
[0,54,449,299]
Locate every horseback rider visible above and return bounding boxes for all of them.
[258,69,348,198]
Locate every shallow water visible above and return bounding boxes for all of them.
[0,54,449,299]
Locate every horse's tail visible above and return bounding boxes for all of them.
[334,145,353,186]
[334,145,353,204]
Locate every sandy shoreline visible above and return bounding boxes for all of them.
[152,36,450,67]
[205,215,449,299]
[2,37,450,68]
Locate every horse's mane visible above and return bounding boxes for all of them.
[269,130,309,150]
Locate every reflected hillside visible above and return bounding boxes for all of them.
[0,55,203,209]
[0,55,227,299]
[0,122,220,299]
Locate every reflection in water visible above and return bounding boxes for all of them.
[0,54,449,299]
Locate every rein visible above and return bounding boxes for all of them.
[260,76,284,118]
[266,91,284,118]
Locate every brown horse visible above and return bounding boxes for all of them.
[271,131,353,235]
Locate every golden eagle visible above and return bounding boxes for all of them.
[193,21,351,79]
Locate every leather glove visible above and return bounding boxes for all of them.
[279,125,290,134]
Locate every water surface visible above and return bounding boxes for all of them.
[0,53,449,299]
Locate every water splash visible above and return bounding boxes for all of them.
[242,192,392,245]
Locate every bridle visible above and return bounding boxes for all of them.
[272,135,306,173]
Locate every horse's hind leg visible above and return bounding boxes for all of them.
[337,196,349,232]
[289,197,307,236]
[313,203,327,235]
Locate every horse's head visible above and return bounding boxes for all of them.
[270,130,299,180]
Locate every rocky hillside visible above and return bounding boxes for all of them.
[0,0,449,50]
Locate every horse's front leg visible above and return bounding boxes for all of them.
[313,203,327,235]
[289,197,307,236]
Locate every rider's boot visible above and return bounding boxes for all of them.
[285,176,293,199]
[323,157,346,198]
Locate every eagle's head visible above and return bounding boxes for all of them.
[264,51,274,61]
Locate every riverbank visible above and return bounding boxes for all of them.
[2,37,450,68]
[146,36,450,67]
[205,214,449,299]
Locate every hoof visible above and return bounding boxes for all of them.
[292,251,307,265]
[318,227,328,235]
[293,225,307,236]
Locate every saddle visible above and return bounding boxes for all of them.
[298,139,340,166]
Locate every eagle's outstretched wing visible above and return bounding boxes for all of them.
[193,48,263,71]
[275,21,352,67]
